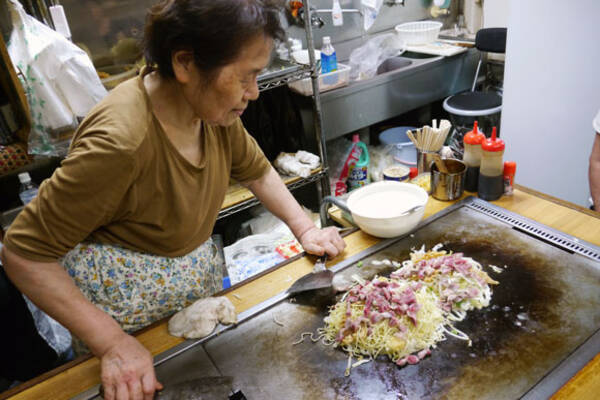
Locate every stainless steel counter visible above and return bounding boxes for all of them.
[295,48,479,141]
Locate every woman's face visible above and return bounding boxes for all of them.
[178,34,274,127]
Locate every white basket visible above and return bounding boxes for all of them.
[288,63,350,96]
[394,21,443,46]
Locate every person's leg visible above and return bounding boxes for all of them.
[0,266,58,382]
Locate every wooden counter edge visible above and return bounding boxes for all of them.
[5,186,600,399]
[515,184,600,219]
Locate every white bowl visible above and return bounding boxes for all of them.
[347,181,428,238]
[395,21,443,46]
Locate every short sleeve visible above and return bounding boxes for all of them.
[594,109,600,134]
[4,131,136,262]
[228,119,270,183]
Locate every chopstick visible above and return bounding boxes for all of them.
[408,119,451,152]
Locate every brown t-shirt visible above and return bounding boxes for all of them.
[4,74,270,262]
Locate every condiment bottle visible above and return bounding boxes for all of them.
[478,127,505,201]
[462,121,486,192]
[503,161,516,195]
[347,133,370,190]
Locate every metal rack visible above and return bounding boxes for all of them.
[218,169,327,220]
[223,0,331,225]
[257,60,312,92]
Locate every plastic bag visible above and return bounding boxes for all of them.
[326,137,357,196]
[6,0,107,156]
[361,0,384,31]
[23,296,73,361]
[349,33,405,81]
[368,144,397,182]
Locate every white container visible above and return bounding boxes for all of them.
[288,63,350,96]
[291,49,321,65]
[395,21,443,45]
[346,181,428,238]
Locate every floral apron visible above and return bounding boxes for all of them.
[61,239,224,354]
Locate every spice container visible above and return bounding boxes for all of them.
[503,161,516,195]
[462,121,486,192]
[383,164,410,182]
[478,127,505,201]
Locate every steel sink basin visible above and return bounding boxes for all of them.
[376,57,413,74]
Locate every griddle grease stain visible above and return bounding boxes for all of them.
[321,238,567,399]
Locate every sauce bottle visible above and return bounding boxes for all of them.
[462,121,486,192]
[478,127,505,201]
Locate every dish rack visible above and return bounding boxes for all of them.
[395,21,443,45]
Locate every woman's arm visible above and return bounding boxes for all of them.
[589,133,600,209]
[0,248,162,399]
[245,166,345,257]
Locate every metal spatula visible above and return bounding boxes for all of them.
[286,256,334,296]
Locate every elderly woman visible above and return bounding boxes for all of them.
[1,0,345,398]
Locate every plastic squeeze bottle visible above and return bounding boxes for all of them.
[18,172,39,205]
[478,127,505,201]
[347,134,370,190]
[320,36,338,73]
[462,121,486,192]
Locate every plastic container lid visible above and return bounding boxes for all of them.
[503,161,516,176]
[482,127,505,152]
[323,36,331,45]
[463,121,486,145]
[409,167,419,179]
[18,172,31,184]
[378,126,416,146]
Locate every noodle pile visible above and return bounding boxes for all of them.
[315,245,498,372]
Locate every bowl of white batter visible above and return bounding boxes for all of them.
[325,181,428,238]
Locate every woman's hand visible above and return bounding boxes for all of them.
[99,333,163,400]
[299,226,346,258]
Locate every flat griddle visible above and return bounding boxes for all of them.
[75,197,600,400]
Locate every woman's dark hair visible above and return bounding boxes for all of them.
[144,0,285,79]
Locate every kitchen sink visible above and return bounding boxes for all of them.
[376,56,413,74]
[294,46,479,140]
[400,51,440,59]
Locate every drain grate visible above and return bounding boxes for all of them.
[467,198,600,262]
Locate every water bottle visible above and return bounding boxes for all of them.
[18,172,39,205]
[321,36,339,85]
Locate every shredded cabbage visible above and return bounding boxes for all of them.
[314,246,497,374]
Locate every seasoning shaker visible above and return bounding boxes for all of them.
[503,161,517,196]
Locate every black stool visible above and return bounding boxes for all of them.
[443,28,507,154]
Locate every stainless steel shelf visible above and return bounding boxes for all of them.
[257,60,313,92]
[217,169,328,220]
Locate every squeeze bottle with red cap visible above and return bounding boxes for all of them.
[503,161,517,195]
[462,121,486,192]
[478,127,505,201]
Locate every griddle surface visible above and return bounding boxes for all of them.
[177,206,600,399]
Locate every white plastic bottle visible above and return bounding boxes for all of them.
[320,36,338,74]
[18,172,39,205]
[332,0,343,26]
